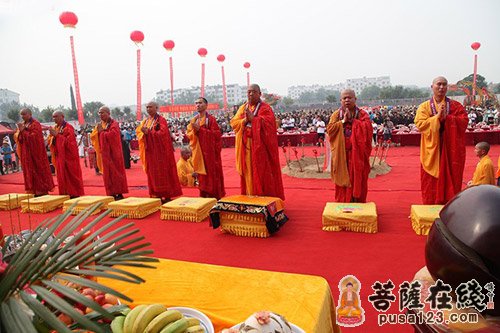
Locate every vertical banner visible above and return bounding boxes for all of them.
[136,49,142,121]
[201,63,205,97]
[70,36,85,125]
[169,56,174,106]
[221,66,228,111]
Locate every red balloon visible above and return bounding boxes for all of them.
[217,54,225,62]
[163,40,175,51]
[243,62,251,69]
[471,42,481,51]
[130,31,144,43]
[198,48,207,57]
[59,11,78,28]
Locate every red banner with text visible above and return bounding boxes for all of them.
[160,103,220,113]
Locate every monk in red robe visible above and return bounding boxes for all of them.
[90,106,129,200]
[414,76,468,204]
[15,108,54,196]
[136,102,182,202]
[187,97,225,199]
[230,84,285,200]
[48,110,84,198]
[326,89,372,203]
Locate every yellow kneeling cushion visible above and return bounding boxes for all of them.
[21,195,70,213]
[63,196,115,215]
[0,193,34,210]
[107,197,161,219]
[209,195,288,238]
[160,197,217,222]
[410,205,443,236]
[322,202,378,233]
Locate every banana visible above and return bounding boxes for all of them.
[132,303,167,333]
[159,317,189,333]
[186,317,201,327]
[123,304,147,333]
[110,315,126,333]
[144,310,183,333]
[186,324,205,333]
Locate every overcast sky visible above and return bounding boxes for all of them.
[1,0,499,108]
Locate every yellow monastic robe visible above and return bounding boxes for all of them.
[186,115,207,175]
[135,117,157,172]
[326,110,350,187]
[230,103,253,195]
[89,122,107,172]
[497,156,500,179]
[472,155,496,185]
[414,98,444,178]
[176,158,195,187]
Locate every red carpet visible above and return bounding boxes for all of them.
[1,145,498,332]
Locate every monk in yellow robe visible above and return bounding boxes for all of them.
[468,142,496,186]
[177,147,197,187]
[414,76,468,204]
[230,84,284,200]
[337,282,362,318]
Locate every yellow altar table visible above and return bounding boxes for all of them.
[101,259,340,333]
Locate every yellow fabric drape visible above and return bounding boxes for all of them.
[414,99,442,178]
[90,123,105,172]
[326,110,350,187]
[47,124,60,168]
[136,118,155,172]
[472,155,496,185]
[230,104,253,194]
[496,156,500,178]
[186,116,207,175]
[99,259,340,333]
[176,158,195,187]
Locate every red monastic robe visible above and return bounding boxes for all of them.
[415,98,468,204]
[230,102,285,200]
[15,118,54,195]
[327,108,372,203]
[137,115,182,199]
[94,120,129,196]
[187,114,226,199]
[49,122,84,197]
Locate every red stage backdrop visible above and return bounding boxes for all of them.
[160,103,220,113]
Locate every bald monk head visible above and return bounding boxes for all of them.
[431,76,448,101]
[247,84,262,106]
[20,108,32,123]
[180,147,192,161]
[146,101,159,117]
[340,89,357,112]
[52,110,65,126]
[98,106,111,122]
[474,141,490,158]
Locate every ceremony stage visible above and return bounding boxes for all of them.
[1,145,498,332]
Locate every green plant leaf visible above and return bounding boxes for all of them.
[55,275,133,302]
[41,280,113,320]
[88,265,145,283]
[20,291,73,333]
[7,298,38,333]
[64,269,140,284]
[30,285,104,333]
